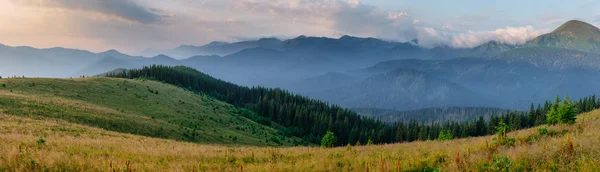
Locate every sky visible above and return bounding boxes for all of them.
[0,0,599,55]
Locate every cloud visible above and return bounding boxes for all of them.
[1,0,551,54]
[347,0,359,8]
[16,0,164,24]
[332,1,417,42]
[417,26,547,48]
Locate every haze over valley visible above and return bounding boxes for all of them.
[3,20,600,112]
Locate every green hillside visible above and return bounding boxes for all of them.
[0,77,300,146]
[528,20,600,53]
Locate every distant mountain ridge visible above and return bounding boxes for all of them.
[3,19,600,113]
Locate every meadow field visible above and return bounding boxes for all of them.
[2,104,600,171]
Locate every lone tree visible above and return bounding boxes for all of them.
[546,95,577,125]
[320,131,337,148]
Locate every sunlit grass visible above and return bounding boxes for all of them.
[2,110,600,171]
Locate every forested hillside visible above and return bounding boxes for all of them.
[354,107,507,123]
[107,65,600,144]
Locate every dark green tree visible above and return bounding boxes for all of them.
[546,96,561,125]
[557,95,577,124]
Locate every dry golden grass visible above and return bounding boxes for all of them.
[2,108,600,171]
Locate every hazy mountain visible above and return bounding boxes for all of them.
[466,41,518,56]
[528,20,600,53]
[0,46,102,77]
[307,68,492,110]
[350,46,600,110]
[287,72,360,93]
[150,38,284,59]
[4,19,600,113]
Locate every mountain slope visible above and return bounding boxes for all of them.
[0,77,299,146]
[106,65,400,145]
[153,38,284,59]
[467,41,517,56]
[308,68,492,110]
[528,20,600,53]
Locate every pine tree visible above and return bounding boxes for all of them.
[546,96,561,125]
[557,95,577,124]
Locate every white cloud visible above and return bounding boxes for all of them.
[417,26,547,48]
[388,12,408,19]
[347,0,359,8]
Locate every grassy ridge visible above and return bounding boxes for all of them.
[0,77,299,146]
[2,108,600,171]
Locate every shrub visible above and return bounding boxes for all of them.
[438,130,454,141]
[494,122,515,146]
[321,131,337,148]
[483,156,511,172]
[537,127,548,136]
[37,137,46,145]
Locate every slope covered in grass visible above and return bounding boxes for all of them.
[2,105,600,171]
[0,77,300,146]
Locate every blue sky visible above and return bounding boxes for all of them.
[0,0,598,54]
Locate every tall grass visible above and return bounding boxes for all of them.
[1,109,600,171]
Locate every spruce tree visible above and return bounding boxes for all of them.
[557,95,577,124]
[546,96,561,125]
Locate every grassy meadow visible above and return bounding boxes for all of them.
[0,77,299,146]
[1,77,600,171]
[2,107,600,171]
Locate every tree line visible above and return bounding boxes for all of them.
[107,65,599,146]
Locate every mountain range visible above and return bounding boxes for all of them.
[1,20,600,112]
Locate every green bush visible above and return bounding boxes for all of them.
[483,156,511,172]
[494,122,515,146]
[321,131,337,148]
[437,130,454,141]
[37,137,46,145]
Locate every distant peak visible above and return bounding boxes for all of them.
[553,20,599,33]
[205,41,228,46]
[296,35,307,39]
[339,35,355,39]
[257,37,281,42]
[563,20,590,26]
[102,49,121,54]
[153,54,173,59]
